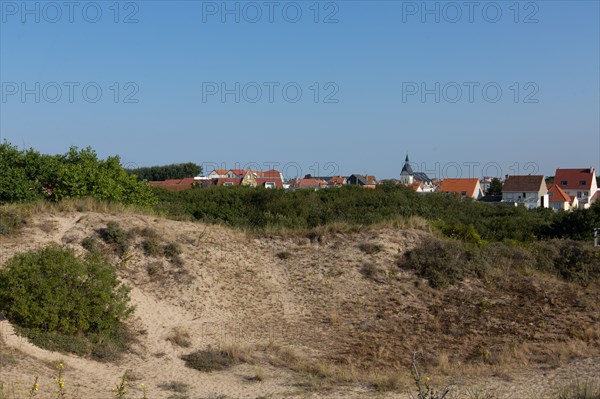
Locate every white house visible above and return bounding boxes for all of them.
[439,178,484,200]
[502,175,549,209]
[554,168,598,209]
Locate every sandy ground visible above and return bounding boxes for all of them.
[0,211,598,399]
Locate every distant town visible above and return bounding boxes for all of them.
[149,155,599,212]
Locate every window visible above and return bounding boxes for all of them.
[561,180,568,185]
[223,182,233,186]
[580,180,587,186]
[460,191,467,196]
[585,191,589,196]
[577,192,582,198]
[554,203,560,210]
[265,182,275,189]
[523,192,526,198]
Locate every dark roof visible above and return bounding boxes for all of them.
[348,174,375,186]
[401,155,414,175]
[413,172,432,183]
[479,195,503,203]
[502,175,545,192]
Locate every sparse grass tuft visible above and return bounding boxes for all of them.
[164,242,182,259]
[359,242,382,255]
[99,221,131,256]
[142,238,162,256]
[276,251,292,260]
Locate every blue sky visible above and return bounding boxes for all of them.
[1,0,599,180]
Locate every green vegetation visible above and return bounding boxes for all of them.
[401,237,600,288]
[181,348,240,372]
[0,206,28,235]
[152,184,600,244]
[0,246,134,359]
[127,162,202,181]
[0,141,155,206]
[401,237,489,288]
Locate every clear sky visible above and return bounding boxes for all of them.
[1,0,599,180]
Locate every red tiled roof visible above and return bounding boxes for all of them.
[255,177,283,188]
[149,178,196,191]
[502,175,545,192]
[408,181,422,192]
[215,178,242,186]
[228,169,246,176]
[292,178,327,188]
[439,178,479,196]
[211,169,228,175]
[329,176,346,185]
[554,168,596,190]
[547,184,571,203]
[255,169,282,178]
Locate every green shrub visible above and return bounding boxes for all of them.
[0,246,133,337]
[0,207,28,235]
[181,348,239,372]
[100,221,130,256]
[434,221,484,246]
[142,238,162,256]
[547,240,600,285]
[0,141,156,206]
[400,238,489,288]
[81,236,101,253]
[164,242,182,259]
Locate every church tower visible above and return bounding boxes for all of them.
[399,154,414,185]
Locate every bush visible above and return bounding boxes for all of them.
[0,142,156,206]
[164,242,182,259]
[142,238,162,256]
[0,207,28,235]
[181,348,239,372]
[400,238,489,288]
[100,221,130,256]
[81,236,101,253]
[0,246,133,337]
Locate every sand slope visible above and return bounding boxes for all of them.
[0,211,598,398]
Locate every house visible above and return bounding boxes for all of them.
[211,178,242,187]
[149,177,197,191]
[439,178,484,200]
[547,183,577,211]
[399,155,435,192]
[346,174,377,188]
[308,176,347,187]
[226,169,247,178]
[501,175,549,208]
[554,168,598,209]
[328,176,347,187]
